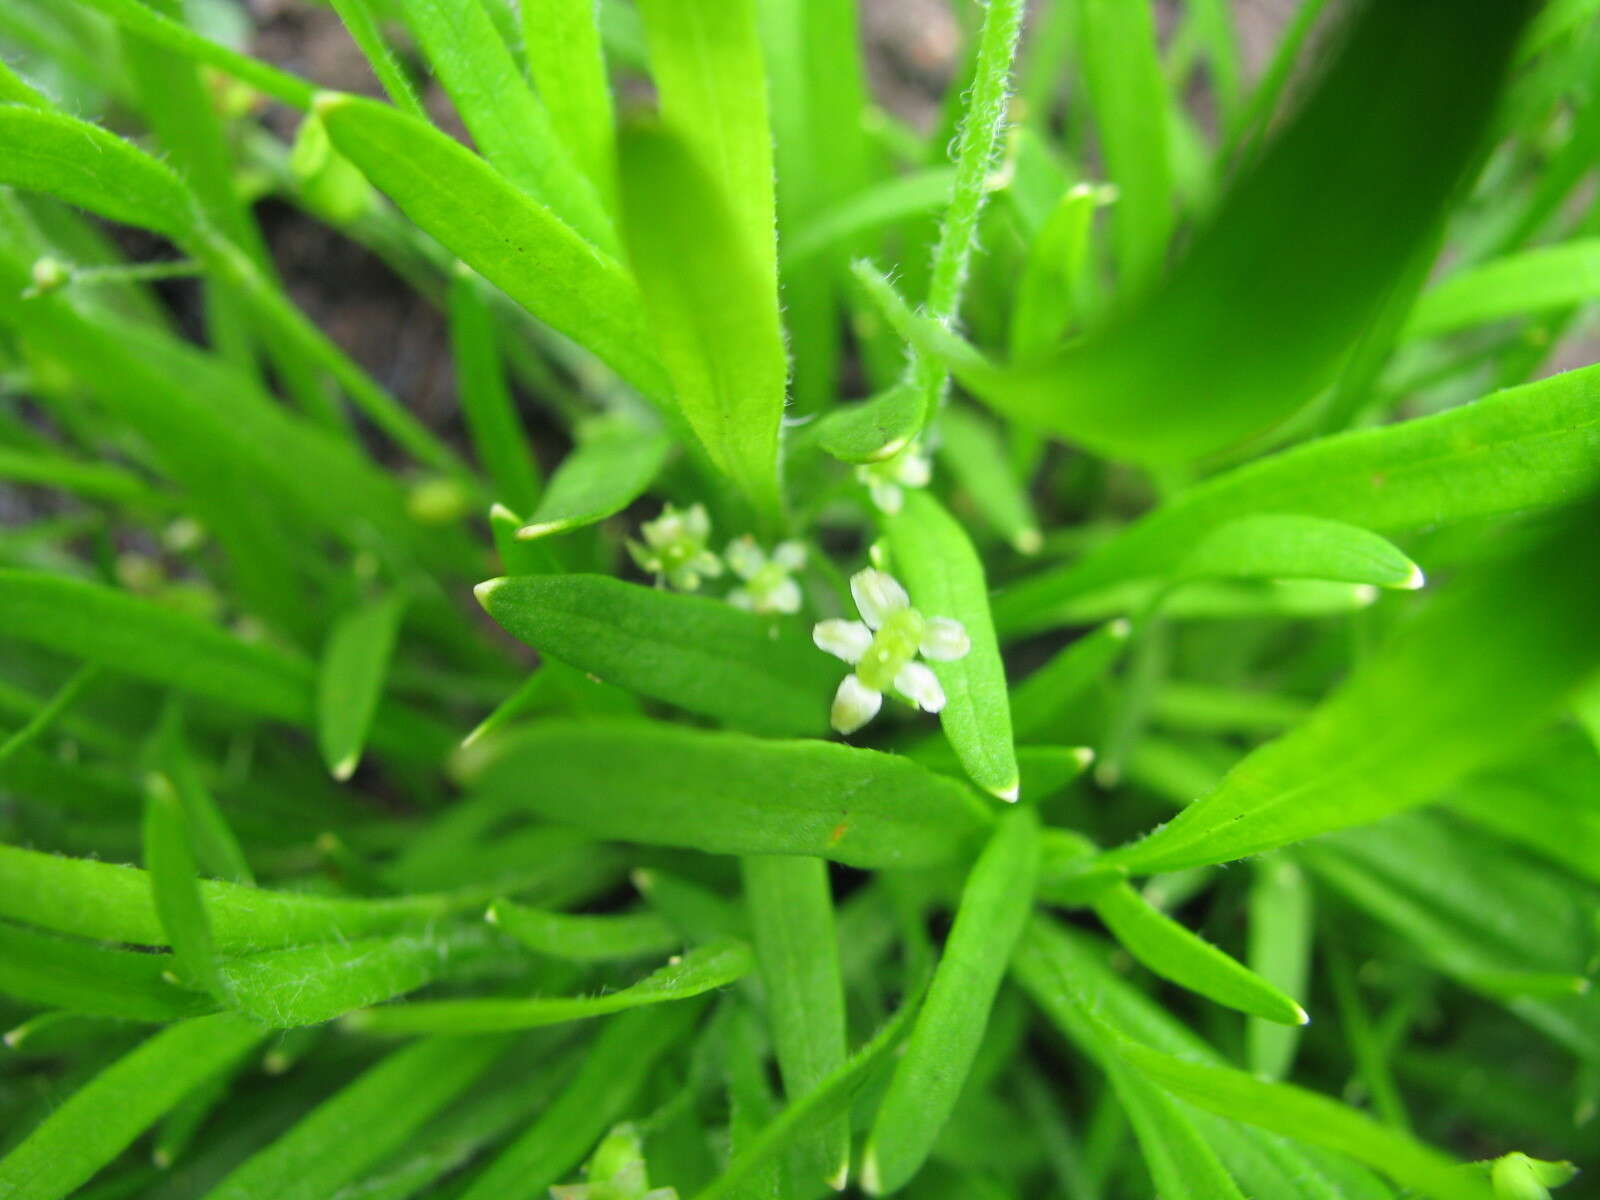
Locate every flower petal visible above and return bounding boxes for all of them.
[772,540,807,571]
[725,536,765,580]
[727,588,755,610]
[684,503,711,539]
[920,616,971,661]
[895,450,932,487]
[764,577,803,614]
[813,619,873,664]
[831,673,882,734]
[850,568,909,630]
[868,479,903,513]
[895,661,945,713]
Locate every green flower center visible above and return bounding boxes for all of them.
[856,608,926,693]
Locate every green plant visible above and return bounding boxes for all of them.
[0,0,1597,1197]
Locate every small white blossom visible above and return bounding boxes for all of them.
[628,503,723,591]
[855,444,932,513]
[813,568,970,734]
[725,536,806,614]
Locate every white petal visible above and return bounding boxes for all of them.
[725,536,765,580]
[920,616,971,661]
[692,551,724,578]
[772,540,807,571]
[813,619,873,664]
[831,674,882,734]
[764,577,803,614]
[896,451,932,487]
[850,568,909,630]
[895,661,945,713]
[869,479,903,513]
[684,503,711,538]
[727,588,755,610]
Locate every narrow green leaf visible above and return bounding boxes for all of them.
[460,1002,705,1200]
[1175,514,1424,591]
[1103,493,1600,874]
[618,123,786,522]
[1009,182,1104,357]
[141,774,224,999]
[151,710,254,886]
[1013,921,1246,1200]
[784,169,957,268]
[0,104,196,240]
[328,0,428,118]
[465,719,992,869]
[944,0,1535,464]
[522,0,617,209]
[69,0,318,109]
[487,899,678,962]
[316,591,405,782]
[815,382,923,465]
[1246,857,1314,1081]
[1403,239,1600,342]
[885,490,1019,800]
[202,1035,509,1200]
[448,266,543,515]
[995,361,1600,634]
[0,569,309,722]
[742,856,849,1188]
[1010,619,1131,741]
[0,1013,265,1200]
[636,0,779,294]
[1073,0,1173,289]
[864,806,1040,1195]
[0,662,99,770]
[1113,1039,1493,1200]
[1092,881,1307,1026]
[394,0,614,251]
[222,932,479,1028]
[347,939,747,1036]
[516,417,670,540]
[0,919,209,1022]
[476,573,833,736]
[936,405,1043,554]
[691,989,926,1200]
[316,92,667,401]
[0,842,500,952]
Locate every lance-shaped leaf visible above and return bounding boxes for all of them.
[344,939,750,1033]
[317,591,405,781]
[1113,1039,1494,1200]
[934,0,1535,464]
[863,806,1040,1195]
[1091,881,1307,1026]
[636,0,780,293]
[0,1013,265,1200]
[618,123,786,523]
[1402,238,1600,342]
[463,719,992,869]
[515,417,670,541]
[201,1035,511,1200]
[476,573,834,736]
[142,774,224,999]
[884,491,1019,800]
[936,405,1043,554]
[487,899,677,962]
[316,92,667,401]
[742,856,849,1188]
[0,102,198,240]
[393,0,614,251]
[1174,514,1423,591]
[1102,491,1600,875]
[815,382,923,464]
[995,359,1600,633]
[0,919,211,1022]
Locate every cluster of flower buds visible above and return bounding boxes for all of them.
[630,504,805,614]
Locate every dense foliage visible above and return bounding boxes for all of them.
[1,1,1598,1197]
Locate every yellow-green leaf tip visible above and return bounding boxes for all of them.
[311,90,352,119]
[1402,563,1426,590]
[860,1148,883,1196]
[332,754,358,782]
[994,779,1021,803]
[1014,527,1044,555]
[472,579,502,608]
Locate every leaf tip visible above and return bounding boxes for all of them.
[1109,618,1133,639]
[1293,1002,1311,1026]
[514,521,562,540]
[993,779,1021,803]
[826,1157,850,1191]
[1013,528,1043,555]
[1072,746,1096,773]
[472,578,503,609]
[331,753,359,782]
[484,902,501,926]
[1401,563,1426,590]
[311,90,352,120]
[860,1147,883,1196]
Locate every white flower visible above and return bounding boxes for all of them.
[627,503,723,591]
[725,536,806,614]
[813,568,970,734]
[855,444,932,513]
